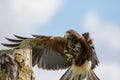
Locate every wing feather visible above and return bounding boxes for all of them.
[35,46,70,70]
[14,34,29,39]
[1,35,71,70]
[82,32,99,69]
[1,43,20,48]
[32,47,43,66]
[5,38,23,42]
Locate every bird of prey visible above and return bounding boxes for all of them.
[2,29,100,80]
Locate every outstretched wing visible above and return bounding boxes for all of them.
[82,32,99,69]
[2,35,71,70]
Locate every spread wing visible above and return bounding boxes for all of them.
[2,35,71,70]
[82,32,99,69]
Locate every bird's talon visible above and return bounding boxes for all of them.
[65,54,73,61]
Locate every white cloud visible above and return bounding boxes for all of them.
[83,11,120,52]
[0,0,66,79]
[0,0,64,49]
[95,63,120,80]
[33,66,67,80]
[0,1,65,79]
[0,0,63,25]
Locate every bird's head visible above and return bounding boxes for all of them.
[64,29,80,40]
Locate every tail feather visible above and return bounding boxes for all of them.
[60,68,99,80]
[87,70,100,80]
[79,70,99,80]
[60,68,73,80]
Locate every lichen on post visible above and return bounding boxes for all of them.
[0,49,34,80]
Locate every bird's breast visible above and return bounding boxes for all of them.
[71,60,91,77]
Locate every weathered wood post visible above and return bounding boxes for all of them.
[0,49,34,80]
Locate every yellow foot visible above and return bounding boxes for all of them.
[65,54,73,61]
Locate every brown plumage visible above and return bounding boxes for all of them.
[1,29,99,80]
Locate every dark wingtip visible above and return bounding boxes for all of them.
[1,43,20,48]
[5,37,23,43]
[31,35,37,37]
[32,34,46,38]
[14,34,28,39]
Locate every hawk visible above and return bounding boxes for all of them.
[2,29,99,80]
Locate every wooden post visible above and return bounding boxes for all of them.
[0,49,34,80]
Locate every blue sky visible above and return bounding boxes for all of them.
[38,0,120,29]
[0,0,120,80]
